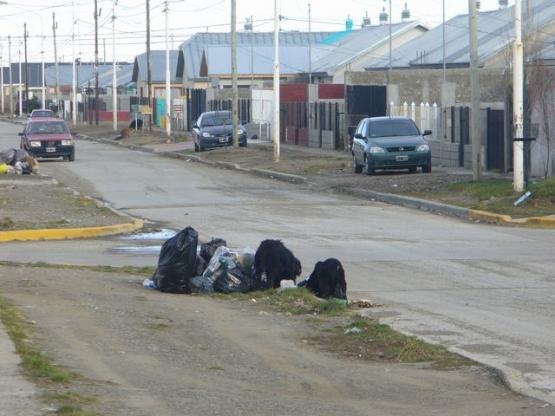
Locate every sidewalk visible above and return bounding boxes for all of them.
[0,322,43,415]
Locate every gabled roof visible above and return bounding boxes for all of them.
[44,63,118,87]
[80,63,135,89]
[178,31,335,80]
[311,22,427,74]
[364,0,555,70]
[132,50,180,83]
[1,63,47,88]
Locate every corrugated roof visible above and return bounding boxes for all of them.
[311,22,426,74]
[1,63,46,88]
[132,50,180,83]
[81,64,135,88]
[44,63,120,87]
[178,31,334,80]
[364,0,555,69]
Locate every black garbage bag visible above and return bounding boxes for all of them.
[299,258,347,300]
[152,227,198,293]
[200,238,227,263]
[195,255,207,277]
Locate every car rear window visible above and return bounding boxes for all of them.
[367,119,419,138]
[201,113,232,127]
[27,121,69,135]
[31,111,54,117]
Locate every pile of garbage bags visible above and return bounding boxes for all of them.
[0,148,38,175]
[146,226,347,300]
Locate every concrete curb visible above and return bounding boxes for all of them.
[76,133,555,228]
[76,134,307,184]
[0,219,144,243]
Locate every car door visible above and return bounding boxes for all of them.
[193,115,202,143]
[352,120,367,163]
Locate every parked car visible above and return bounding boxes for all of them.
[351,116,432,174]
[29,109,56,119]
[192,110,247,152]
[19,119,75,161]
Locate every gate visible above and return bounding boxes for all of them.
[459,107,470,167]
[187,89,206,131]
[487,108,505,171]
[345,85,387,146]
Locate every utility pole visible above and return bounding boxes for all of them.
[231,0,238,147]
[18,43,22,117]
[468,0,481,181]
[112,0,118,132]
[146,0,152,130]
[94,0,99,126]
[1,41,4,114]
[273,0,280,162]
[164,0,171,137]
[41,36,45,109]
[388,0,392,83]
[52,12,60,116]
[8,35,12,114]
[442,0,446,82]
[308,2,312,84]
[24,23,29,115]
[513,0,524,192]
[72,1,77,125]
[103,38,106,64]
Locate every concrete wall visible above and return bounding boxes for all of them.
[345,68,508,106]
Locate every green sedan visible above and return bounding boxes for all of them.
[351,116,432,175]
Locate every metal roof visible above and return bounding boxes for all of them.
[1,63,47,88]
[311,22,427,74]
[44,63,120,87]
[132,50,180,83]
[82,64,135,88]
[364,0,555,70]
[178,31,335,80]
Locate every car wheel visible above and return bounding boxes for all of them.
[198,142,204,152]
[423,163,432,173]
[68,150,75,162]
[352,154,363,173]
[194,142,199,152]
[365,156,375,175]
[409,166,417,173]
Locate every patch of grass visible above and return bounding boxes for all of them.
[49,392,97,405]
[0,216,16,230]
[55,405,95,416]
[212,287,348,316]
[0,295,73,382]
[0,261,155,277]
[311,319,472,369]
[417,179,555,218]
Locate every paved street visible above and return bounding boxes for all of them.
[1,121,555,405]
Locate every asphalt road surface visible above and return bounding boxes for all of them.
[1,121,555,405]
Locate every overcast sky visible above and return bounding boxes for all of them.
[0,0,514,64]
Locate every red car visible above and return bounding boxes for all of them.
[19,119,75,161]
[29,109,56,119]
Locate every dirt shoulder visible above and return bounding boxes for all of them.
[0,176,130,231]
[0,264,549,416]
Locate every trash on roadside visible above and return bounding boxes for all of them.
[349,299,383,308]
[152,227,199,293]
[0,163,9,174]
[200,238,227,263]
[278,280,297,292]
[0,148,38,175]
[142,278,156,289]
[254,240,302,289]
[344,327,362,335]
[299,258,347,300]
[201,246,256,294]
[513,191,532,206]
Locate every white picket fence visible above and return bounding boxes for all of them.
[389,101,441,141]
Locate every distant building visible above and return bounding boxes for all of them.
[131,50,182,100]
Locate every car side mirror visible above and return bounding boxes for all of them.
[193,123,199,129]
[354,133,364,140]
[423,130,432,136]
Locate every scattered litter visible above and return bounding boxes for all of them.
[142,278,156,289]
[250,298,257,303]
[258,311,270,316]
[344,327,362,335]
[349,299,383,308]
[392,184,398,188]
[119,229,177,241]
[514,191,532,206]
[278,280,296,292]
[0,148,38,175]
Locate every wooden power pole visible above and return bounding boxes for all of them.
[94,0,99,125]
[146,0,152,130]
[52,13,60,115]
[468,0,481,180]
[231,0,238,147]
[24,23,29,114]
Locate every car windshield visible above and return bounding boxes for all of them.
[26,121,69,135]
[31,111,53,117]
[367,119,419,138]
[201,113,232,127]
